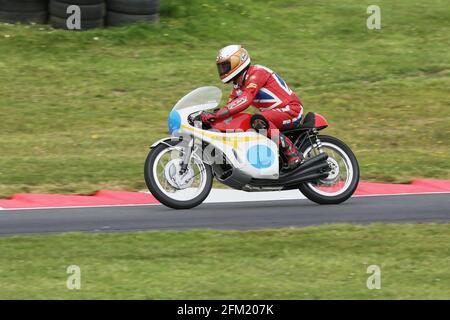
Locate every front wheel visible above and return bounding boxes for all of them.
[298,135,359,204]
[144,140,213,209]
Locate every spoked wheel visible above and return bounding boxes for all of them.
[298,135,359,204]
[144,140,213,209]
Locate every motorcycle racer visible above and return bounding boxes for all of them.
[201,45,304,170]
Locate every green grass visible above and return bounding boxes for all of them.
[0,224,449,299]
[0,0,449,196]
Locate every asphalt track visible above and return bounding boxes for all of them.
[0,193,449,236]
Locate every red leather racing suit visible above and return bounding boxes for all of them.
[215,64,303,132]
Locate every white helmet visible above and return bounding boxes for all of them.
[216,45,251,83]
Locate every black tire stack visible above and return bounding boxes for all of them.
[106,0,159,27]
[0,0,48,24]
[49,0,105,30]
[0,0,161,28]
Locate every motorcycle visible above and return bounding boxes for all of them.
[144,86,359,209]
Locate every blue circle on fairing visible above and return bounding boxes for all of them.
[247,144,274,169]
[168,110,181,134]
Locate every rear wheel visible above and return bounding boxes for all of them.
[298,135,359,204]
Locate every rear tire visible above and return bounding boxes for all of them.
[298,135,359,204]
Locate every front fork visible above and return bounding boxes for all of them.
[179,135,206,175]
[179,137,194,174]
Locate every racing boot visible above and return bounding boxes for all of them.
[279,134,302,170]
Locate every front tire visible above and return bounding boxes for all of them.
[298,135,359,204]
[144,140,213,209]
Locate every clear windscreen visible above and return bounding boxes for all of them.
[173,86,222,111]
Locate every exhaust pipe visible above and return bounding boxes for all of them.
[250,153,330,187]
[292,161,330,178]
[284,170,330,187]
[279,153,328,179]
[280,172,330,189]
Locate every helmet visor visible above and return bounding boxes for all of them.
[217,61,231,77]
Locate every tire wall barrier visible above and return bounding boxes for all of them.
[107,0,160,26]
[0,0,160,29]
[0,0,48,24]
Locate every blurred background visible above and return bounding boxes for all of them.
[0,0,449,301]
[0,0,449,196]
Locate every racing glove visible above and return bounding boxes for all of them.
[200,111,216,124]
